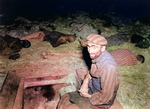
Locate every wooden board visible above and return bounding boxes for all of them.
[0,71,8,91]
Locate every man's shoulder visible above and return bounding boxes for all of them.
[98,56,118,69]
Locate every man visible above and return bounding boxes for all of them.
[20,30,76,47]
[41,51,83,60]
[110,49,145,66]
[57,34,122,109]
[69,22,88,32]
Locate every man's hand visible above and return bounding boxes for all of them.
[85,73,91,80]
[78,73,92,98]
[78,90,91,98]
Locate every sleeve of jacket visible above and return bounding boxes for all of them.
[89,64,118,106]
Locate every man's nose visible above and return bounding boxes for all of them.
[88,48,92,53]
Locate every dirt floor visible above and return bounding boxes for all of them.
[0,34,150,109]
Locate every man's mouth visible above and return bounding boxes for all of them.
[90,53,95,57]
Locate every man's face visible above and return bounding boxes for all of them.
[70,23,75,27]
[87,42,104,59]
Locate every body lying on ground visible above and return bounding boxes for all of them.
[20,30,76,47]
[0,35,31,60]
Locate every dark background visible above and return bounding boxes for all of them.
[0,0,150,22]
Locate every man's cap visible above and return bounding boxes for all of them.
[80,34,107,47]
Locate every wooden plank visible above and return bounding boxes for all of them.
[0,71,8,91]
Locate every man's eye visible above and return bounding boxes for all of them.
[93,46,97,49]
[92,45,96,49]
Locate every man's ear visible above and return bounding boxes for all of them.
[101,46,106,52]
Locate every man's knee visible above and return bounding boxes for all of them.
[57,93,79,109]
[57,93,69,109]
[109,99,123,109]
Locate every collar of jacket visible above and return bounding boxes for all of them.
[91,50,107,69]
[92,50,106,63]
